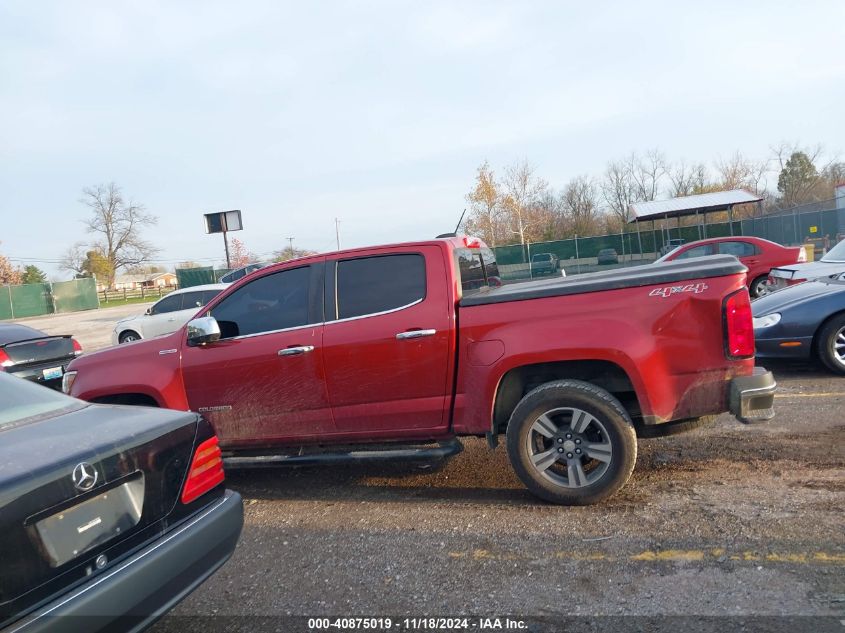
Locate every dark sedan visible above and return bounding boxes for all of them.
[752,272,845,374]
[0,323,82,390]
[0,373,243,632]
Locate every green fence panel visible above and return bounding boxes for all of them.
[9,283,52,318]
[176,267,216,288]
[52,278,99,313]
[0,287,13,320]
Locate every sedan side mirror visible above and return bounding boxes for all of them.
[186,316,221,347]
[144,307,152,315]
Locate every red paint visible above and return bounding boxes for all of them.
[68,237,755,450]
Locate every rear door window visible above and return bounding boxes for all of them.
[719,241,757,257]
[201,289,223,305]
[334,254,426,320]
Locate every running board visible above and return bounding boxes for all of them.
[222,439,463,469]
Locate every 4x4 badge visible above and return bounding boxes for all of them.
[649,282,709,298]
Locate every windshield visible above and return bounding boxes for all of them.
[821,240,845,263]
[531,254,551,262]
[0,373,81,429]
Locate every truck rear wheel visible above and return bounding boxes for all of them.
[505,380,637,505]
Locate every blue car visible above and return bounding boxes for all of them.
[752,272,845,374]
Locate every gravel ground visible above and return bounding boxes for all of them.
[154,364,844,631]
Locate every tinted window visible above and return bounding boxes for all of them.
[181,291,205,310]
[201,289,223,305]
[532,254,552,262]
[335,254,425,320]
[675,245,714,260]
[719,241,757,257]
[151,293,183,315]
[210,267,312,338]
[456,248,500,295]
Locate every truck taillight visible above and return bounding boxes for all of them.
[723,289,754,359]
[797,247,807,263]
[72,339,83,355]
[181,435,225,504]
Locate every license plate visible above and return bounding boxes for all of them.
[42,366,63,380]
[33,476,145,567]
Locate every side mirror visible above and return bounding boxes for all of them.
[186,316,221,347]
[144,307,152,315]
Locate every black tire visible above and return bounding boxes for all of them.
[750,275,770,298]
[118,330,141,344]
[816,314,845,375]
[506,380,637,505]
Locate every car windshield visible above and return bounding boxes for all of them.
[0,374,82,430]
[532,254,551,262]
[821,240,845,263]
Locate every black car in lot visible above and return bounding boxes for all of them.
[0,373,243,632]
[0,324,82,390]
[752,272,845,374]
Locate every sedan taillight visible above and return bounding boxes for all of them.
[0,349,12,369]
[723,289,755,359]
[181,436,225,504]
[797,247,807,263]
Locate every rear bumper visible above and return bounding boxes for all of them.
[5,490,243,633]
[729,367,777,424]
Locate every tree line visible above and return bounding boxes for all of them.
[463,144,844,248]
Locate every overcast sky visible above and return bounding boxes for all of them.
[1,0,843,278]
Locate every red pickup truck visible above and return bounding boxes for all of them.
[64,237,776,505]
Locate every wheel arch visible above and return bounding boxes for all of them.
[492,359,642,435]
[90,393,161,407]
[811,309,845,359]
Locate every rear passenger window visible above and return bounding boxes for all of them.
[335,254,425,320]
[181,292,204,309]
[151,293,183,315]
[719,241,757,257]
[201,289,223,305]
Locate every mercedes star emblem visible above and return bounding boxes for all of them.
[71,462,98,491]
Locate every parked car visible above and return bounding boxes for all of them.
[768,238,845,292]
[0,323,82,390]
[113,283,227,344]
[66,236,775,506]
[596,248,619,265]
[655,236,806,297]
[530,253,559,276]
[0,372,242,632]
[752,272,845,374]
[219,262,266,284]
[659,239,686,257]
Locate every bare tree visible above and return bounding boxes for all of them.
[464,161,504,246]
[629,149,667,202]
[501,161,548,247]
[715,152,768,194]
[601,160,637,229]
[77,183,158,288]
[561,176,602,237]
[668,160,710,197]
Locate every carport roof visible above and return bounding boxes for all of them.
[627,189,763,222]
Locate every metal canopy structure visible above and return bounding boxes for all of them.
[628,189,763,222]
[626,189,764,251]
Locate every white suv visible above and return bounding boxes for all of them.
[112,284,227,345]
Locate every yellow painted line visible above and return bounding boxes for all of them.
[775,392,845,398]
[446,549,845,565]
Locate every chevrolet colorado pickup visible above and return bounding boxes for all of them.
[64,237,776,505]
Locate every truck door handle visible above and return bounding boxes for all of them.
[396,329,436,340]
[277,345,315,356]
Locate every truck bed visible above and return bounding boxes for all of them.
[460,255,746,306]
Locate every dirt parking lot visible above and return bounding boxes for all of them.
[150,364,844,632]
[11,309,844,631]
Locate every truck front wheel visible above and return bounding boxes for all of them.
[506,380,637,505]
